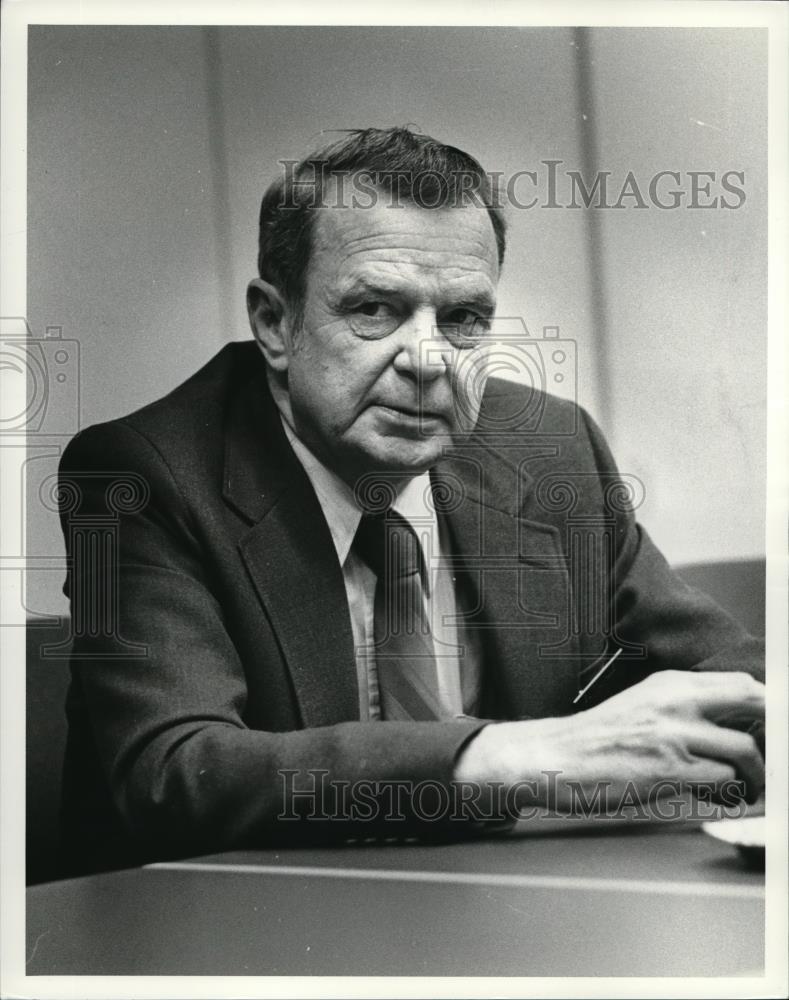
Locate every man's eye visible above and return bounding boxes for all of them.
[347,301,400,338]
[438,311,490,348]
[358,301,388,317]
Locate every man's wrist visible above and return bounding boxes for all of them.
[452,718,573,815]
[454,721,498,785]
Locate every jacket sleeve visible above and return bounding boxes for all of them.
[59,421,487,861]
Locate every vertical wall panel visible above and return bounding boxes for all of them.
[27,27,226,615]
[588,28,766,563]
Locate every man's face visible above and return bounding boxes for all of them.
[272,194,499,488]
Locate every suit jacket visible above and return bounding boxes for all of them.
[58,341,763,872]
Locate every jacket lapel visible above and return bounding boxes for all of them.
[437,441,579,719]
[223,364,359,727]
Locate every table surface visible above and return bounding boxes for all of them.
[26,821,764,977]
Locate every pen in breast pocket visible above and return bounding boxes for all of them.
[572,647,623,705]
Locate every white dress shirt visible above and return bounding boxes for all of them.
[281,418,482,721]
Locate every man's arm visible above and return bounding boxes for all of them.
[455,405,765,809]
[455,668,765,809]
[59,421,485,860]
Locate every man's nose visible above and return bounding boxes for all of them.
[392,310,454,382]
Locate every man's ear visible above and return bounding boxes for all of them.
[246,279,291,372]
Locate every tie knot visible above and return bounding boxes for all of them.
[353,510,427,583]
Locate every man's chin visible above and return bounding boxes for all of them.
[349,438,444,489]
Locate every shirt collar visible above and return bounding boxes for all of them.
[280,416,437,569]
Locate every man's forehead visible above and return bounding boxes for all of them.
[310,191,499,275]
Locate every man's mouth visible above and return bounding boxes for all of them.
[374,403,448,423]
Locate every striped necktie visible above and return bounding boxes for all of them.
[353,510,444,721]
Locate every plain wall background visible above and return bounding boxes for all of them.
[25,26,766,617]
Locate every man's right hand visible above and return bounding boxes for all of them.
[454,670,765,813]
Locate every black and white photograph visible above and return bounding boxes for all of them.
[1,0,787,996]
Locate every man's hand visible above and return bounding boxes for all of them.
[454,670,765,813]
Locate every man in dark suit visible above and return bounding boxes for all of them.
[58,127,764,874]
